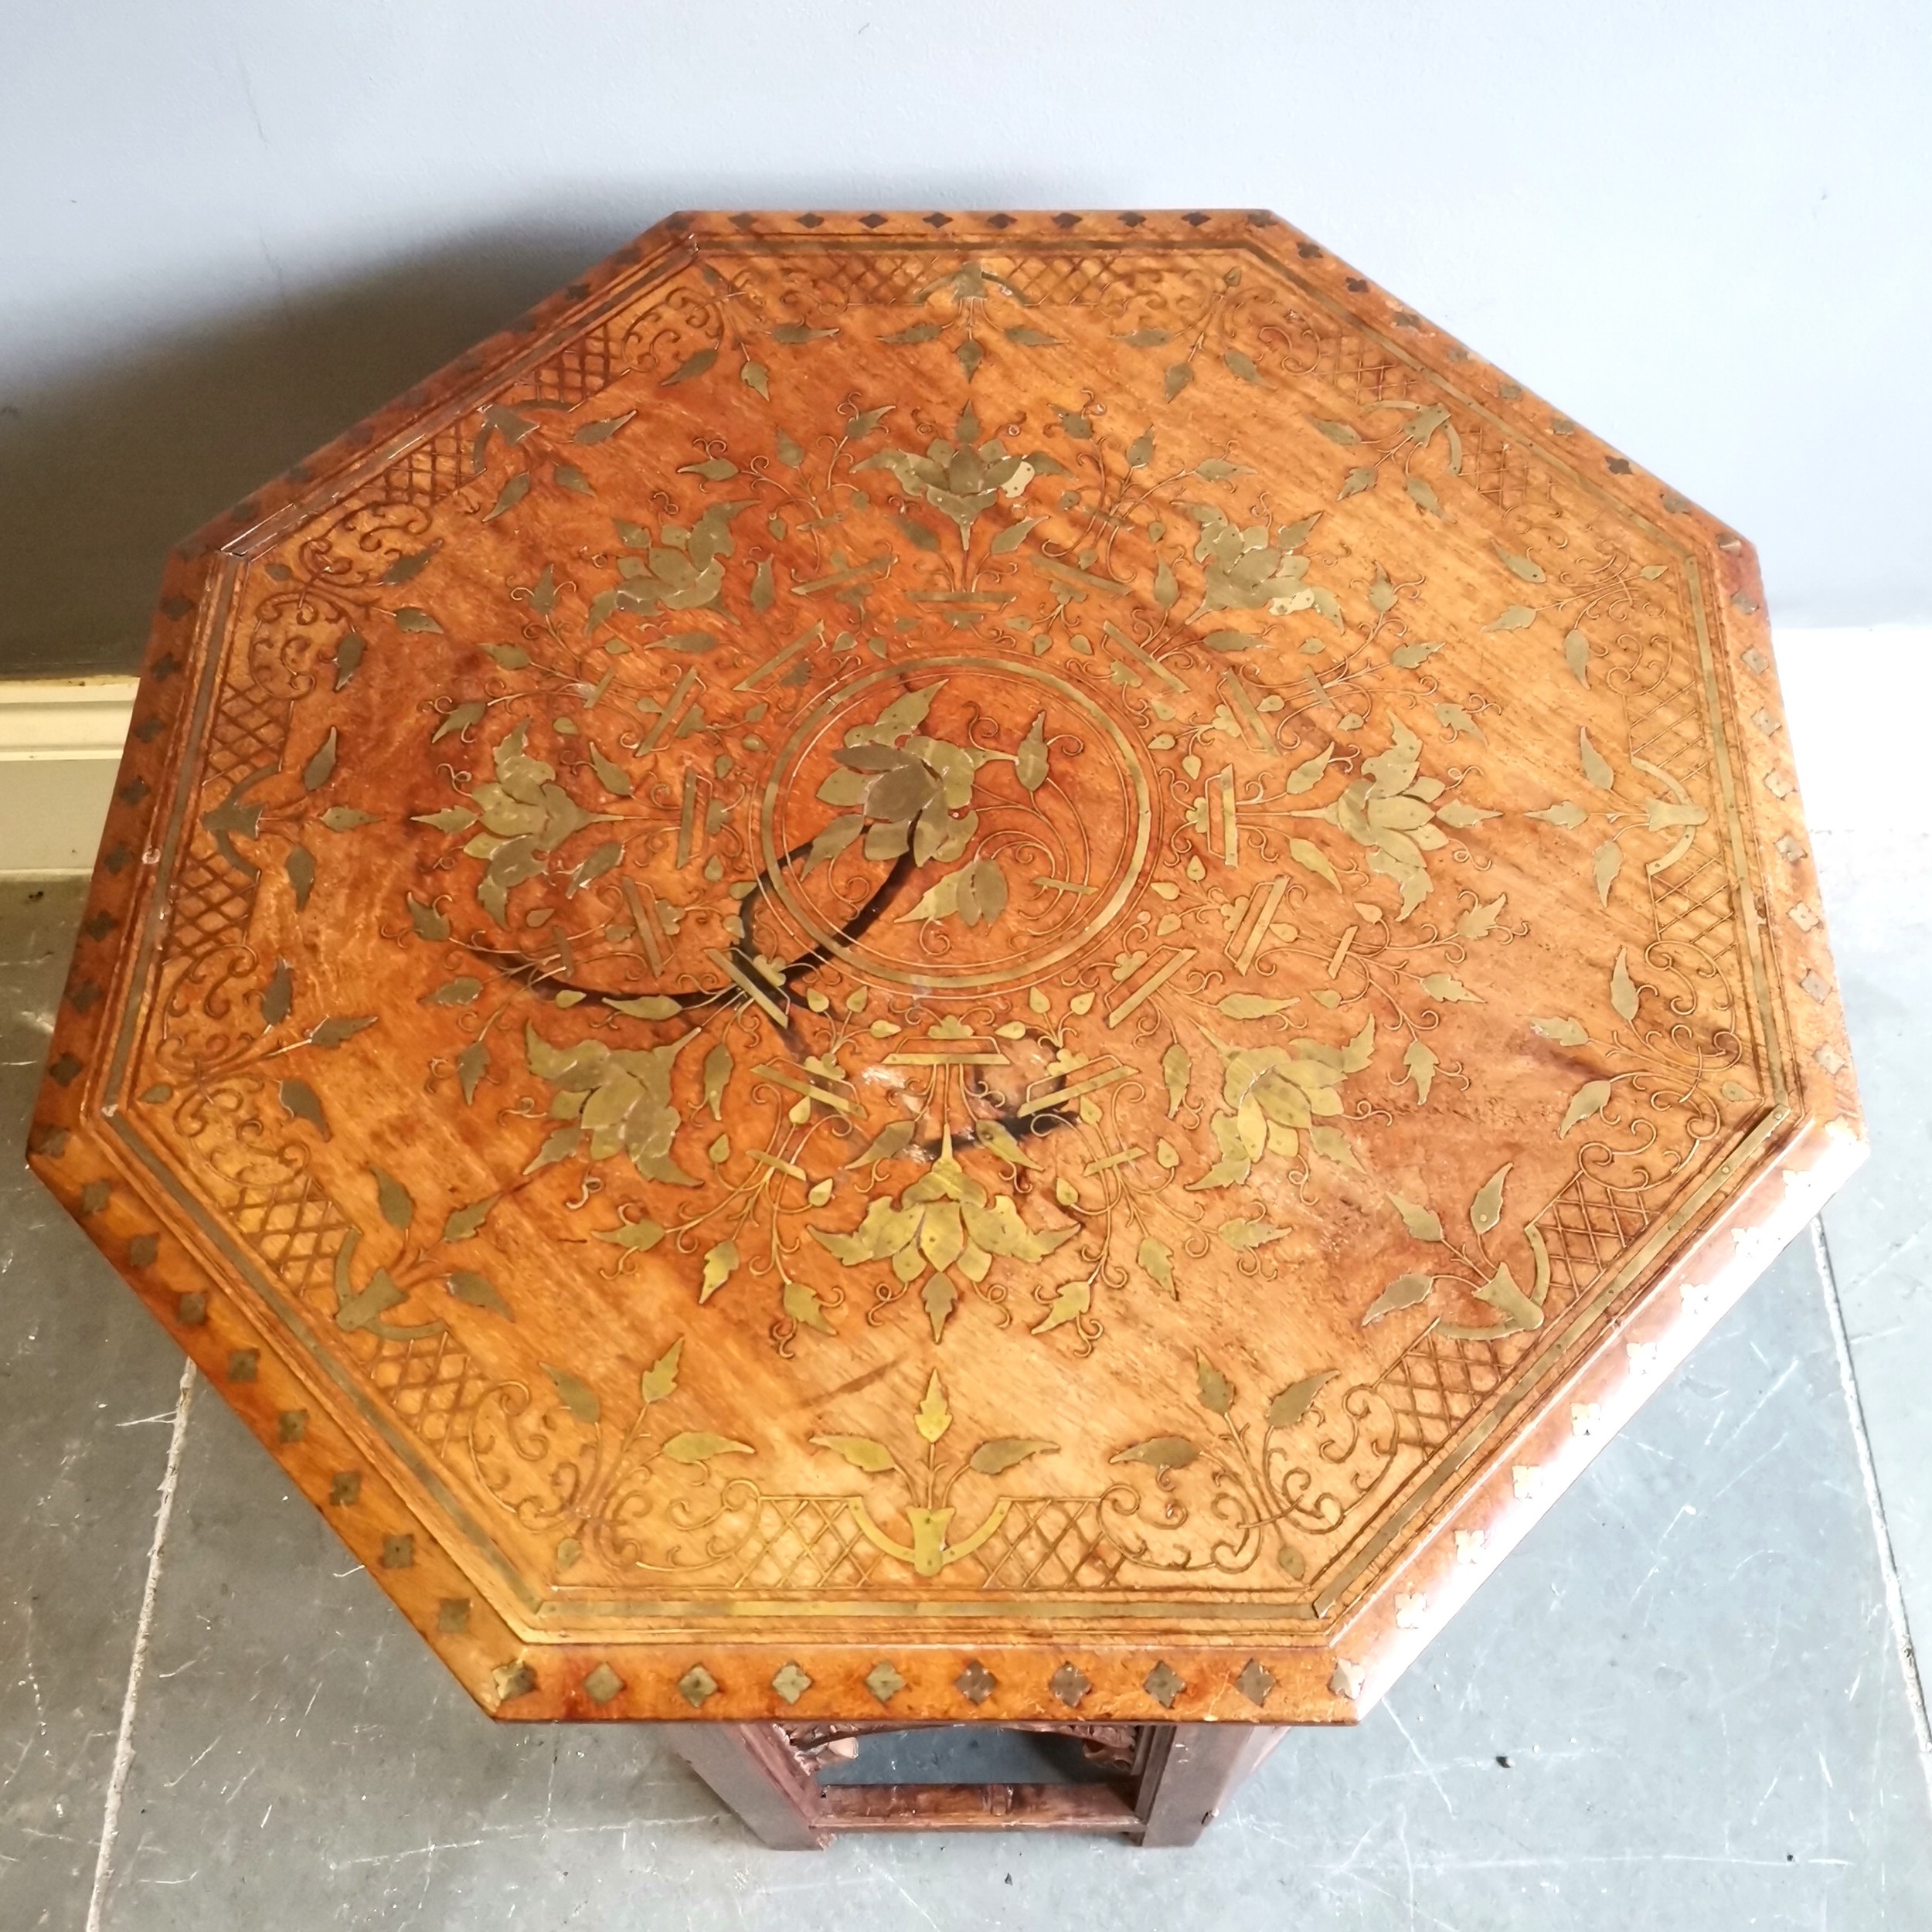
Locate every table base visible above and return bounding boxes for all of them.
[658,1720,1283,1847]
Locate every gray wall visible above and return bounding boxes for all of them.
[2,0,1926,678]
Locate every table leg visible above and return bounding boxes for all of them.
[655,1722,828,1849]
[1134,1724,1284,1848]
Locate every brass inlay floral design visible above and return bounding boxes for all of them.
[117,219,1783,1621]
[810,1371,1056,1577]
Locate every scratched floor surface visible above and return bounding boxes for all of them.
[5,867,1930,1930]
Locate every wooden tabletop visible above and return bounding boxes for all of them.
[30,210,1862,1727]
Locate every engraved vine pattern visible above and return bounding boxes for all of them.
[131,231,1770,1598]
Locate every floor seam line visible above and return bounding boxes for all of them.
[1811,1216,1932,1796]
[83,1357,196,1932]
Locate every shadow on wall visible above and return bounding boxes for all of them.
[0,223,630,681]
[0,168,1070,682]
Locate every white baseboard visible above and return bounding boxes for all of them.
[0,631,1922,872]
[0,677,139,872]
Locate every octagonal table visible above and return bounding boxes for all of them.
[30,209,1863,1846]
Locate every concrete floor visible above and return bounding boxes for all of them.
[5,825,1930,1925]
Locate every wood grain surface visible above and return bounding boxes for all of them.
[28,209,1862,1728]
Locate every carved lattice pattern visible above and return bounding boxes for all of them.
[1378,1330,1515,1451]
[168,682,292,964]
[369,1331,482,1448]
[724,1498,884,1590]
[1534,1169,1657,1309]
[229,1170,350,1311]
[960,1500,1131,1591]
[997,254,1129,308]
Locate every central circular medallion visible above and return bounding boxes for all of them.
[760,655,1153,992]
